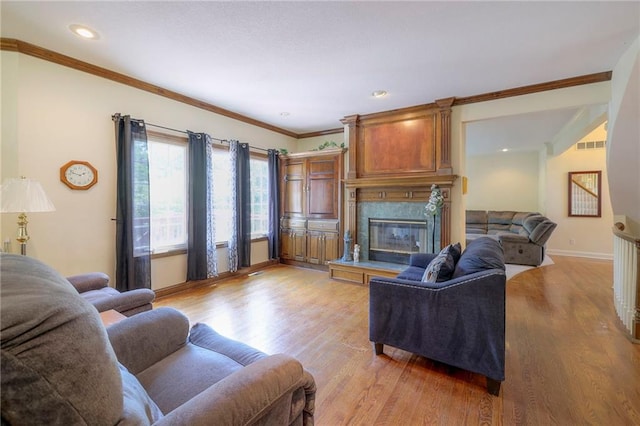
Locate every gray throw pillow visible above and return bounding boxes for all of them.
[421,244,456,283]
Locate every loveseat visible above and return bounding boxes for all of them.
[67,271,156,316]
[369,237,506,395]
[466,210,557,266]
[1,253,316,425]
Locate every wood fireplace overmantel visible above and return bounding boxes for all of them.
[341,99,457,250]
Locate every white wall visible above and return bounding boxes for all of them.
[466,151,540,212]
[296,133,345,153]
[607,35,640,234]
[1,51,297,289]
[545,125,613,258]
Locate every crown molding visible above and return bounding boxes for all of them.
[2,38,612,139]
[297,127,344,139]
[0,38,298,138]
[453,71,612,106]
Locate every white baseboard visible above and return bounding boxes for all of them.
[546,248,613,260]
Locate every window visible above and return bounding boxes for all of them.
[250,156,269,237]
[211,148,270,242]
[147,132,188,252]
[212,148,233,242]
[146,136,269,250]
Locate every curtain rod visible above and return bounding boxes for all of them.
[112,114,271,153]
[146,122,270,153]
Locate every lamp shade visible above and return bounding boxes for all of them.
[1,177,56,213]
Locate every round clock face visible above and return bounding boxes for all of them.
[60,161,98,190]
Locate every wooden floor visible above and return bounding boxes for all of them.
[155,256,640,425]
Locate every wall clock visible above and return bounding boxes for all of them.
[60,160,98,190]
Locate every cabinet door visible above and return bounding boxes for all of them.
[306,231,323,265]
[282,160,306,218]
[292,229,306,262]
[307,157,339,219]
[280,229,293,260]
[322,232,340,264]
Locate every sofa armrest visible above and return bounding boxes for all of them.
[107,307,190,374]
[88,288,155,316]
[189,323,268,366]
[408,253,437,268]
[66,272,110,293]
[155,354,316,426]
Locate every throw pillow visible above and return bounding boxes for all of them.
[421,244,456,283]
[450,242,462,265]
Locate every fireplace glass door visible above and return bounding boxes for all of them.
[369,219,428,264]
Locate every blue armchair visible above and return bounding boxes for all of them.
[369,237,506,395]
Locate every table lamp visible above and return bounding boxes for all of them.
[1,177,56,255]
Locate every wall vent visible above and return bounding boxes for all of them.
[576,140,606,150]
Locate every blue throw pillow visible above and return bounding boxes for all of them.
[421,244,457,283]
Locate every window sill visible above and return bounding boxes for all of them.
[151,236,268,259]
[151,248,187,259]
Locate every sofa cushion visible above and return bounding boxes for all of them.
[488,211,516,225]
[512,212,537,225]
[120,363,164,423]
[524,216,558,245]
[452,237,505,278]
[487,224,511,234]
[523,215,544,233]
[421,244,457,283]
[465,210,488,234]
[396,266,427,281]
[466,210,488,224]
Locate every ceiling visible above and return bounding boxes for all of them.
[1,1,639,153]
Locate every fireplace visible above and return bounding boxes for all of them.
[369,219,428,264]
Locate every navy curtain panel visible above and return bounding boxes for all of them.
[114,114,151,291]
[267,149,280,259]
[187,132,209,280]
[236,143,251,267]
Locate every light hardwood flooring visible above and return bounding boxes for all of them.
[154,256,640,425]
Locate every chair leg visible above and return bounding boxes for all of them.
[373,343,384,355]
[487,378,501,396]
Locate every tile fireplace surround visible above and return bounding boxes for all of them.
[358,202,441,264]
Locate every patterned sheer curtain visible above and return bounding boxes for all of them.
[228,140,251,272]
[267,149,281,259]
[187,132,217,280]
[113,114,151,291]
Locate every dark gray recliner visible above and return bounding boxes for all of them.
[498,214,557,266]
[369,237,506,395]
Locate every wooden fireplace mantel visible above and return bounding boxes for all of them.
[344,174,457,191]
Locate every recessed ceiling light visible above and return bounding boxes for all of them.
[372,90,388,98]
[280,112,290,117]
[69,24,99,40]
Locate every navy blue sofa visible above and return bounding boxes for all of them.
[369,237,506,395]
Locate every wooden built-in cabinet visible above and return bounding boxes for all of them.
[279,149,344,270]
